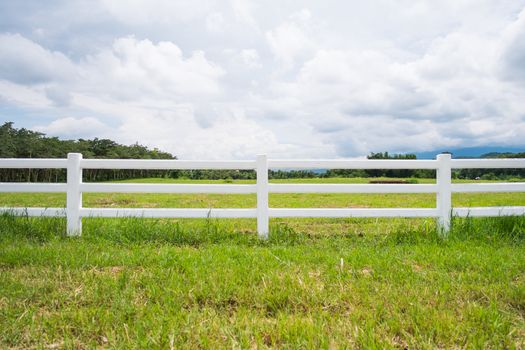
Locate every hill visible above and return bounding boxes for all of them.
[414,146,525,159]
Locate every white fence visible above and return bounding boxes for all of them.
[1,153,525,238]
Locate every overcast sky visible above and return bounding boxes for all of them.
[1,0,525,159]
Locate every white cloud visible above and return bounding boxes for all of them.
[0,35,229,145]
[265,11,315,68]
[99,0,212,24]
[118,109,282,159]
[68,95,290,159]
[0,80,52,108]
[0,34,284,159]
[206,12,225,33]
[80,37,225,100]
[35,117,111,139]
[499,8,525,82]
[0,33,75,84]
[230,0,260,31]
[290,9,311,22]
[45,85,72,106]
[260,12,525,155]
[239,49,261,68]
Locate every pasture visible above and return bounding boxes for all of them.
[1,177,525,348]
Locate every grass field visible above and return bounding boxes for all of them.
[1,177,525,348]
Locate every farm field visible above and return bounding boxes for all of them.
[1,177,525,348]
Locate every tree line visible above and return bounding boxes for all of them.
[327,151,525,180]
[0,122,175,182]
[1,122,523,181]
[326,152,436,178]
[456,152,525,180]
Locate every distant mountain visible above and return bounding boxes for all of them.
[414,146,525,159]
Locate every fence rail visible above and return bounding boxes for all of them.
[0,153,524,238]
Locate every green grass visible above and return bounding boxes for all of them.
[1,177,525,348]
[0,214,524,349]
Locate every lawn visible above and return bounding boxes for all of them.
[1,177,524,348]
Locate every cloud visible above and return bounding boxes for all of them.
[35,117,111,139]
[0,34,286,159]
[80,36,225,100]
[230,0,260,31]
[0,80,52,108]
[98,0,213,24]
[260,12,525,155]
[239,49,261,68]
[116,107,283,159]
[266,10,315,68]
[0,34,227,114]
[499,8,525,82]
[45,86,71,106]
[206,12,225,33]
[0,33,75,84]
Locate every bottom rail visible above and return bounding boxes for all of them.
[0,207,66,217]
[80,208,257,218]
[2,206,525,219]
[453,206,525,217]
[269,208,439,218]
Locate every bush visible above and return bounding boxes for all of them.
[481,173,497,180]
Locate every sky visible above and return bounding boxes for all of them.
[1,0,525,159]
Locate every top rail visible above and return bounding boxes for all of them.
[0,158,68,169]
[452,183,525,193]
[80,159,257,170]
[1,157,524,170]
[451,159,525,169]
[268,159,439,169]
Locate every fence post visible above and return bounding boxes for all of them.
[256,154,269,239]
[67,153,82,236]
[436,153,452,235]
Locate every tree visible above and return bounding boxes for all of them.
[0,122,177,182]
